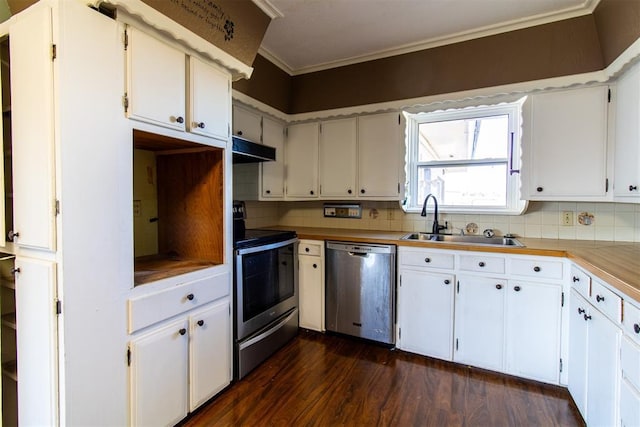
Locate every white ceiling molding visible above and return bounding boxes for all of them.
[260,0,601,76]
[251,0,284,19]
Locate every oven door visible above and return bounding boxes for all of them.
[235,238,298,341]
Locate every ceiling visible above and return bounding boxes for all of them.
[257,0,600,75]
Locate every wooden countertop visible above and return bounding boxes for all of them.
[284,226,640,303]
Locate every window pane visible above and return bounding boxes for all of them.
[418,115,509,161]
[417,164,507,207]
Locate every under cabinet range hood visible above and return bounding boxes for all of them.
[232,136,276,163]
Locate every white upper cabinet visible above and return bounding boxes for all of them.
[357,112,403,199]
[523,85,609,200]
[232,104,262,142]
[613,62,640,201]
[319,118,357,198]
[261,117,285,199]
[10,5,56,251]
[126,27,186,131]
[285,122,319,198]
[188,57,229,141]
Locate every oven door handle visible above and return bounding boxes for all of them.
[235,237,299,256]
[238,309,298,350]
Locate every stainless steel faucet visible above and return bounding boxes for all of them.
[420,193,447,234]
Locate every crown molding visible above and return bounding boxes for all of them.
[251,0,284,19]
[262,0,601,76]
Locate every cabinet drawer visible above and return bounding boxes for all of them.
[128,272,229,333]
[622,336,640,392]
[570,265,591,299]
[624,301,640,345]
[590,279,622,324]
[299,240,322,257]
[510,257,564,280]
[459,254,505,274]
[400,250,454,270]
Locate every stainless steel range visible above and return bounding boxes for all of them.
[233,202,299,379]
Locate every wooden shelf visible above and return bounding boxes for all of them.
[1,312,15,329]
[134,254,219,286]
[2,360,17,381]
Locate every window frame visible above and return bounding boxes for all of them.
[403,99,527,215]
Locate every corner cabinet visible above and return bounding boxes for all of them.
[613,61,640,201]
[523,85,609,201]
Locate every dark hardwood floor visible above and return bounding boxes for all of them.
[183,330,584,426]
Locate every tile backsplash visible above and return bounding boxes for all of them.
[242,200,640,242]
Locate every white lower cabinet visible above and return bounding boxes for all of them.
[298,240,324,331]
[129,297,231,426]
[621,336,640,427]
[568,287,620,426]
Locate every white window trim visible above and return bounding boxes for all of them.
[402,97,528,215]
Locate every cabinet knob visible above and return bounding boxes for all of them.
[360,189,365,194]
[305,247,310,252]
[478,261,486,267]
[310,190,314,195]
[578,308,585,315]
[10,267,20,275]
[634,323,640,334]
[7,230,18,241]
[347,189,352,194]
[179,328,187,335]
[536,186,543,192]
[265,190,271,194]
[496,284,503,290]
[175,116,184,124]
[514,285,521,292]
[237,130,243,136]
[187,293,195,301]
[197,122,206,129]
[444,279,450,285]
[583,314,592,321]
[630,185,638,192]
[197,320,204,327]
[596,294,605,303]
[424,257,431,263]
[313,263,317,269]
[572,276,580,282]
[533,266,541,272]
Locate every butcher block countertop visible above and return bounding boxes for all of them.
[286,227,640,303]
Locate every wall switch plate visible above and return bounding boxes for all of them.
[562,211,573,226]
[324,203,361,219]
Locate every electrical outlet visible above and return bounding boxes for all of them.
[562,211,573,226]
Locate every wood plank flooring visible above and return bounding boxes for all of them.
[182,330,584,426]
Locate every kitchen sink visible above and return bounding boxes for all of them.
[401,233,525,247]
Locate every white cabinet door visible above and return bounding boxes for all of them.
[189,299,231,411]
[127,27,186,131]
[285,122,319,198]
[10,6,56,251]
[398,270,454,360]
[613,62,640,200]
[526,86,609,199]
[232,105,262,142]
[261,117,285,199]
[130,318,189,427]
[319,118,357,198]
[505,280,562,383]
[299,254,324,331]
[454,276,506,372]
[568,289,589,419]
[14,257,57,427]
[188,57,229,141]
[621,378,640,427]
[585,304,620,427]
[357,113,402,198]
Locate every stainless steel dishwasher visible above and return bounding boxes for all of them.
[325,241,396,345]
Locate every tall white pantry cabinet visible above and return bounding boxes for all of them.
[0,1,238,425]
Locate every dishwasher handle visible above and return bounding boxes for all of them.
[348,251,369,257]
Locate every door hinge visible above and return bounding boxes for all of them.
[123,93,129,113]
[398,327,401,339]
[605,178,609,192]
[455,338,459,351]
[399,275,402,287]
[124,29,129,50]
[607,88,611,103]
[51,44,57,61]
[457,281,460,294]
[55,299,62,315]
[397,183,400,194]
[561,292,565,307]
[55,199,60,216]
[559,358,563,373]
[127,347,131,367]
[398,113,401,125]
